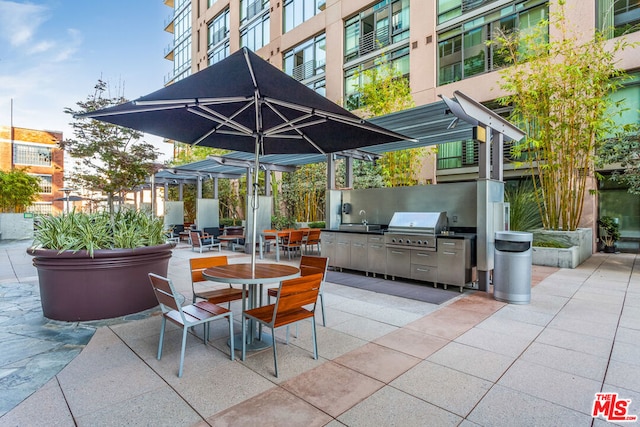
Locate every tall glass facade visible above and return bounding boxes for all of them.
[173,0,192,82]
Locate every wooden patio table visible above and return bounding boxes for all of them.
[203,263,300,351]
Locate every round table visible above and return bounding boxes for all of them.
[203,263,300,351]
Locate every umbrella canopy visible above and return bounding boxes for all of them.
[78,47,414,271]
[53,196,85,202]
[78,48,410,154]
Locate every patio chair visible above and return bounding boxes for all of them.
[267,255,329,327]
[303,229,321,254]
[148,273,234,378]
[189,256,246,306]
[190,231,221,253]
[242,273,323,377]
[280,230,304,259]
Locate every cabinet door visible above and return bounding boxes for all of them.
[335,234,351,269]
[411,249,438,266]
[437,238,468,285]
[350,235,368,271]
[411,264,437,282]
[367,238,386,275]
[386,247,411,279]
[321,232,336,266]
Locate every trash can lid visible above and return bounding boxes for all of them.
[495,231,533,242]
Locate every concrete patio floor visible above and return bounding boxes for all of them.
[0,239,638,426]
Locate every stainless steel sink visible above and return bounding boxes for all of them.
[338,224,382,232]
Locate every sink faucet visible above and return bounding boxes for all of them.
[359,210,367,225]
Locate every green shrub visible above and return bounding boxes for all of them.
[308,221,325,229]
[32,210,167,256]
[220,217,242,227]
[271,214,294,230]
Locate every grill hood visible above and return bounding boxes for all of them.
[387,212,448,234]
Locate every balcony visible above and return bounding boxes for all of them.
[245,0,264,21]
[164,12,175,33]
[358,27,390,57]
[164,40,175,60]
[292,60,316,81]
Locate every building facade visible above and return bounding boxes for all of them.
[0,126,66,215]
[163,0,640,245]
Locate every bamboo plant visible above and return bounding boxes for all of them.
[492,1,635,231]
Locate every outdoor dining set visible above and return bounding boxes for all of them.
[148,230,328,378]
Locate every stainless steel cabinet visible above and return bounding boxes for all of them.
[386,247,411,280]
[367,235,386,277]
[350,234,368,272]
[335,233,352,270]
[321,232,336,266]
[410,249,438,283]
[437,237,471,291]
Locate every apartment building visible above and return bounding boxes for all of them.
[0,126,65,215]
[163,0,640,243]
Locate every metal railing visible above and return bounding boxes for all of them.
[461,0,498,13]
[358,27,390,57]
[292,60,316,81]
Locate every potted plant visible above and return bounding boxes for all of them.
[598,216,620,253]
[28,210,175,321]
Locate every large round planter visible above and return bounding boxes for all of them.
[28,243,174,321]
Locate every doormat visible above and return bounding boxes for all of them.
[325,270,461,305]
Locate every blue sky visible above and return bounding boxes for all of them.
[0,0,174,159]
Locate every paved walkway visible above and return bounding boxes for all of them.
[0,239,638,426]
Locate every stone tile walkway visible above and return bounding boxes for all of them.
[1,238,638,426]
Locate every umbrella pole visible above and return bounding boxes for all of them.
[250,135,260,274]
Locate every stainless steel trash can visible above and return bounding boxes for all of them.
[493,231,533,304]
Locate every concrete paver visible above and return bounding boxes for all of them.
[0,238,639,426]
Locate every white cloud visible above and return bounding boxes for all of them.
[0,1,49,47]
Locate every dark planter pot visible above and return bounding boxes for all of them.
[28,243,174,321]
[603,244,616,254]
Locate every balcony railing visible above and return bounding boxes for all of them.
[245,0,263,21]
[292,60,316,81]
[437,139,522,170]
[461,0,498,13]
[164,40,175,57]
[211,28,227,46]
[358,27,390,57]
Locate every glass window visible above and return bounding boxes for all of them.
[207,8,230,64]
[437,1,547,85]
[283,0,325,33]
[598,0,640,38]
[13,144,52,166]
[343,0,409,63]
[344,46,410,110]
[282,34,326,81]
[33,174,52,193]
[27,203,52,215]
[208,9,230,48]
[241,12,270,51]
[240,0,269,24]
[209,40,230,65]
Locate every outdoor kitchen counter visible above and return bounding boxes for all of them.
[322,229,386,235]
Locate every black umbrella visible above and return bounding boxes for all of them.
[78,47,414,271]
[53,196,85,202]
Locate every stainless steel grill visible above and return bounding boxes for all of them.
[384,212,447,250]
